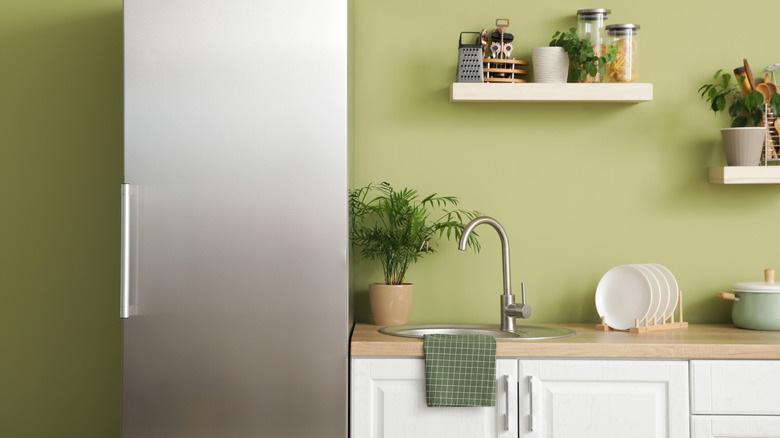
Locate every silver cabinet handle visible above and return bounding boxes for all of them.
[503,374,511,431]
[120,184,133,318]
[528,375,534,432]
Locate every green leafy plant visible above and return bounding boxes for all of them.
[349,182,481,285]
[549,28,617,82]
[698,69,780,127]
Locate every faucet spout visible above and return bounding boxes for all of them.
[458,216,531,332]
[458,217,511,295]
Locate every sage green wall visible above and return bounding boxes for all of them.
[3,0,780,434]
[352,0,780,325]
[2,1,123,436]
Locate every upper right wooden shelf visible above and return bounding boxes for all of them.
[709,166,780,184]
[450,82,653,103]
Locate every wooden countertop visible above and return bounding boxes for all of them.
[351,323,780,359]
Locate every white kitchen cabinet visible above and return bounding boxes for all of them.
[351,358,518,438]
[691,416,780,437]
[690,360,780,437]
[691,360,780,415]
[351,358,689,438]
[518,360,690,438]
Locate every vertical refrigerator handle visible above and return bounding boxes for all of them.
[120,184,134,318]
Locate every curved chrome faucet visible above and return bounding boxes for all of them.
[458,217,531,332]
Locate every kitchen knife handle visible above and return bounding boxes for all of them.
[120,184,135,318]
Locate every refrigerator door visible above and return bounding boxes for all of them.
[122,1,347,437]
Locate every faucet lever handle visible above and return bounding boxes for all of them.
[505,302,532,319]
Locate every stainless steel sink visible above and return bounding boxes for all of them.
[379,324,576,340]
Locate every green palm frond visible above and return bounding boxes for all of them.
[349,182,482,285]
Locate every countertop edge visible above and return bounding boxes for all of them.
[350,323,780,359]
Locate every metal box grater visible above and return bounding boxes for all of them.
[457,32,484,83]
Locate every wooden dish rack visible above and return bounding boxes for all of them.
[596,290,688,334]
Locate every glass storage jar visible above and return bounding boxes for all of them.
[605,24,640,83]
[576,8,611,82]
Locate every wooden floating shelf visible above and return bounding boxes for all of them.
[450,82,653,103]
[709,166,780,184]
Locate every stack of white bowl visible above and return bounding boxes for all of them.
[595,264,679,330]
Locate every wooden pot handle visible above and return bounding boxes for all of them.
[717,292,736,301]
[766,269,775,283]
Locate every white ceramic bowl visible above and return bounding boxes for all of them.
[595,265,652,330]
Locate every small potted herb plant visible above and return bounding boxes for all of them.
[549,27,617,83]
[349,182,481,326]
[699,69,780,165]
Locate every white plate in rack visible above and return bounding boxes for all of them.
[632,264,662,322]
[595,265,653,330]
[644,264,671,321]
[649,263,678,320]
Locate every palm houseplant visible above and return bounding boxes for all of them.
[349,182,481,326]
[699,68,780,165]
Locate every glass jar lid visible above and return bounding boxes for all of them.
[606,23,640,35]
[577,8,611,20]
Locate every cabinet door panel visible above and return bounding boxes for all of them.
[691,360,780,415]
[352,358,517,438]
[692,415,780,437]
[518,360,689,438]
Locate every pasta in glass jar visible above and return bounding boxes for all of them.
[605,24,639,83]
[576,9,611,83]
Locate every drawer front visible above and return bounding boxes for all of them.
[691,360,780,415]
[692,415,780,437]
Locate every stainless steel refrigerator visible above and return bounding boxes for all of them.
[120,1,349,437]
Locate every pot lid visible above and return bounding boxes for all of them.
[733,269,780,292]
[732,282,780,293]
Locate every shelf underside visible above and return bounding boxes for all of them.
[450,82,653,102]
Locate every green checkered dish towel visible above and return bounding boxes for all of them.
[423,334,497,407]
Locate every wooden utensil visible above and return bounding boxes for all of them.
[764,74,778,97]
[744,59,757,91]
[757,83,773,104]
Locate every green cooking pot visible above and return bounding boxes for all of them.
[717,269,780,331]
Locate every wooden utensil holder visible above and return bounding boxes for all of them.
[483,58,528,83]
[596,290,688,334]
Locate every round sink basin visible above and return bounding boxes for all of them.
[379,323,576,340]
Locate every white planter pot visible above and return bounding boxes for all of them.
[531,47,569,83]
[722,127,766,166]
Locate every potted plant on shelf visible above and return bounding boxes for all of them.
[548,27,617,83]
[349,182,481,326]
[699,68,780,166]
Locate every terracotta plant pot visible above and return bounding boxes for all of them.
[721,127,765,166]
[369,283,413,326]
